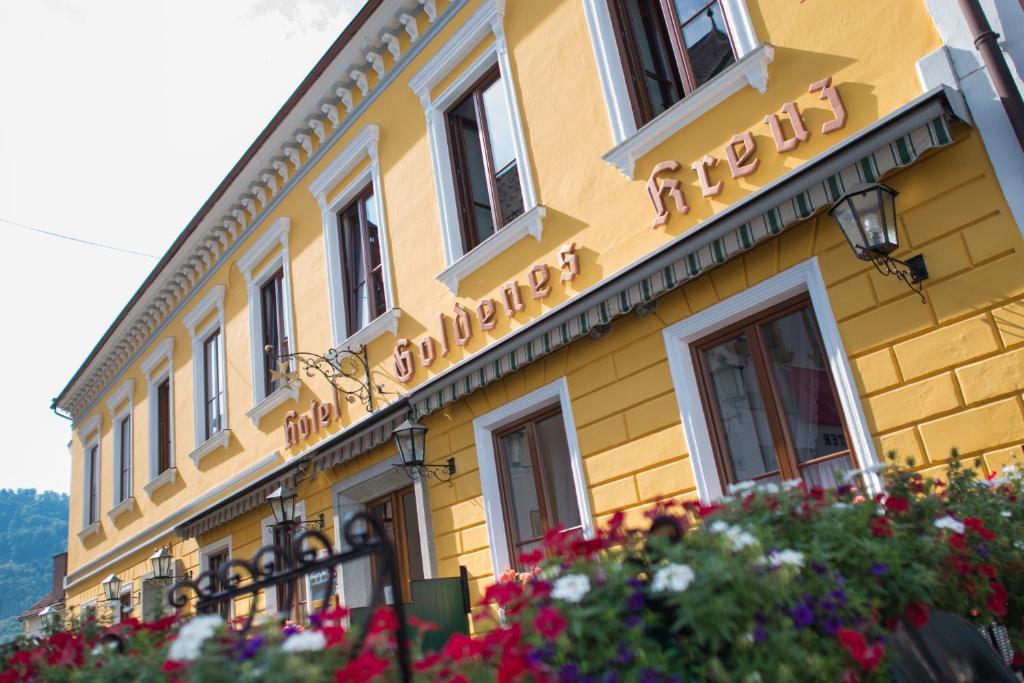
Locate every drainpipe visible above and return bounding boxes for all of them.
[956,0,1024,153]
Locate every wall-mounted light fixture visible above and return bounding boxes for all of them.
[827,183,928,302]
[391,419,455,484]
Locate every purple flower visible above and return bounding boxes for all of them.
[871,563,889,577]
[752,625,767,643]
[790,602,815,629]
[976,544,990,558]
[601,673,620,683]
[527,644,556,666]
[639,670,661,683]
[627,577,644,590]
[821,617,843,636]
[837,485,851,496]
[626,591,645,612]
[237,636,264,661]
[811,562,828,576]
[614,642,634,667]
[829,589,848,606]
[559,663,580,682]
[625,615,643,629]
[282,624,301,636]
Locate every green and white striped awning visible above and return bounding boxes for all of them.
[410,114,955,419]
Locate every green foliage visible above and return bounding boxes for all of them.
[0,489,69,642]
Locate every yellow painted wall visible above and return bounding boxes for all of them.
[63,0,1022,614]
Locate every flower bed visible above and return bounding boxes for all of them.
[3,456,1022,682]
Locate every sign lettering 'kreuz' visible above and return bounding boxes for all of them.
[649,76,847,227]
[392,243,581,384]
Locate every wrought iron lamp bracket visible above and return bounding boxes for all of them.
[267,344,396,413]
[393,457,457,485]
[858,248,929,303]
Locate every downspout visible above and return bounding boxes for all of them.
[956,0,1024,153]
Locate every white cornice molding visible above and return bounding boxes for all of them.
[107,496,137,523]
[309,124,380,209]
[437,205,546,294]
[602,44,775,179]
[188,429,232,467]
[236,217,291,284]
[245,380,300,426]
[340,307,402,351]
[76,521,101,543]
[140,337,174,379]
[105,379,135,414]
[182,284,226,338]
[142,467,178,497]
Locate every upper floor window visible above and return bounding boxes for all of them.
[156,379,172,475]
[610,0,736,127]
[202,329,224,441]
[116,415,132,504]
[260,269,287,397]
[85,444,99,526]
[693,296,855,489]
[446,67,525,253]
[339,188,387,333]
[494,406,582,567]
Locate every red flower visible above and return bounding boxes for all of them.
[413,652,443,672]
[367,608,398,635]
[533,607,567,640]
[484,580,523,607]
[443,632,487,661]
[978,563,998,579]
[904,601,929,629]
[884,496,909,514]
[141,615,177,633]
[964,516,995,540]
[519,549,543,565]
[408,615,440,632]
[949,533,967,551]
[987,582,1008,617]
[869,517,893,537]
[321,626,347,647]
[836,629,886,672]
[163,660,187,674]
[483,624,522,649]
[335,652,389,682]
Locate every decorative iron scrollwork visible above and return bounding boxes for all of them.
[168,512,412,682]
[266,344,399,413]
[861,249,929,304]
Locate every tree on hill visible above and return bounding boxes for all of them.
[0,488,68,641]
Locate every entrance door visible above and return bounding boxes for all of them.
[366,486,425,604]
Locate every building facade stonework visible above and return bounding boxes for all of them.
[53,0,1024,625]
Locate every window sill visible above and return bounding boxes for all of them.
[437,204,547,294]
[107,496,137,523]
[143,467,178,497]
[77,521,101,543]
[246,380,300,427]
[602,44,775,179]
[339,307,402,350]
[189,429,232,467]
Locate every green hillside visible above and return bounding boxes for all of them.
[0,489,68,641]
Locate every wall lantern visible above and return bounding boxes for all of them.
[827,182,928,302]
[391,419,455,484]
[102,573,123,602]
[40,605,62,629]
[267,485,299,528]
[150,547,174,580]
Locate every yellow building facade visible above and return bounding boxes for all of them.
[54,0,1024,626]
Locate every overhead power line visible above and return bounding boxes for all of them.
[0,216,159,259]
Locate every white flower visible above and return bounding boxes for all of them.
[934,515,965,535]
[168,614,223,662]
[719,495,735,503]
[766,549,805,570]
[551,574,591,603]
[725,526,759,552]
[842,464,887,483]
[709,520,730,534]
[1015,540,1024,551]
[756,482,780,494]
[651,563,695,593]
[832,502,852,509]
[1002,510,1012,518]
[281,630,326,653]
[1002,465,1018,475]
[728,481,757,495]
[782,479,803,490]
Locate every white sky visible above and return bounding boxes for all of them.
[0,0,364,493]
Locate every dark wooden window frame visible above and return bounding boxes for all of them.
[608,0,738,127]
[259,269,288,398]
[445,64,518,253]
[366,486,421,604]
[691,294,856,487]
[338,187,387,335]
[202,329,223,441]
[492,404,580,570]
[207,548,231,619]
[156,378,172,474]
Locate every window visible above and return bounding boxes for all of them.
[272,522,309,621]
[85,444,99,526]
[366,486,425,604]
[116,586,133,623]
[81,602,97,622]
[207,548,230,619]
[610,0,736,127]
[156,379,172,474]
[116,415,132,503]
[260,270,287,397]
[446,67,524,252]
[494,407,582,568]
[339,189,387,333]
[202,329,224,442]
[692,296,855,488]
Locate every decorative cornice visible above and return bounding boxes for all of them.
[58,0,464,422]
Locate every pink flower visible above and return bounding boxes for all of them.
[533,607,567,640]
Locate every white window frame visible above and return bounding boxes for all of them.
[114,581,134,623]
[183,284,230,465]
[141,338,177,496]
[309,124,401,350]
[408,0,544,294]
[472,377,593,577]
[106,379,135,513]
[662,258,882,501]
[236,217,301,426]
[330,455,437,611]
[582,0,773,178]
[80,598,98,622]
[78,414,103,540]
[198,535,233,620]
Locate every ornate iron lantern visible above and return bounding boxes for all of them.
[150,547,174,580]
[267,485,298,527]
[391,419,455,483]
[40,605,62,629]
[827,182,928,301]
[102,573,123,602]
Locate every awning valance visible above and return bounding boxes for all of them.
[409,91,960,420]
